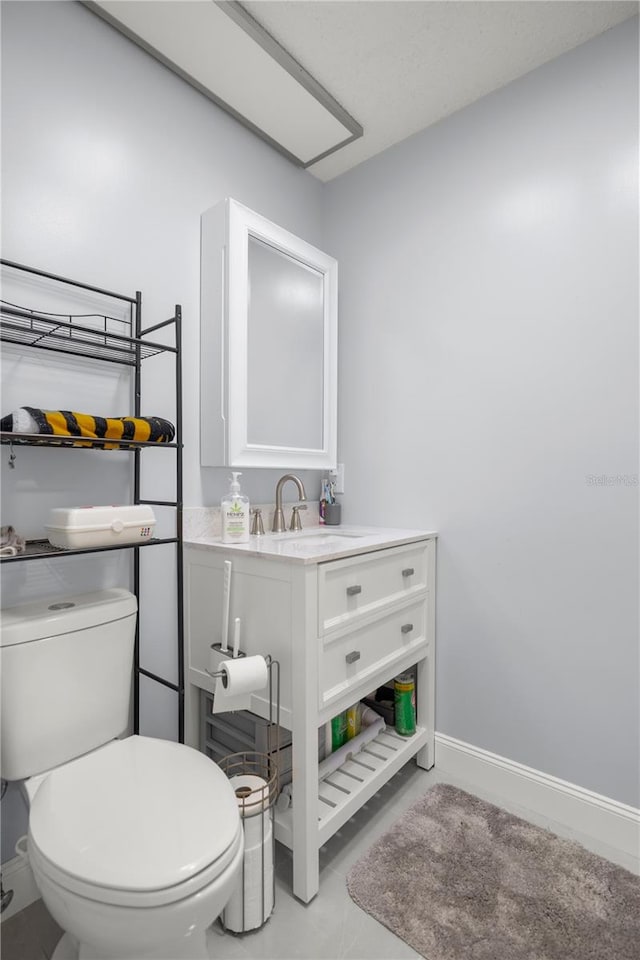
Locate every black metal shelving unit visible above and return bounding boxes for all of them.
[0,258,185,741]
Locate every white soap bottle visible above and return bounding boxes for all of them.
[221,472,250,543]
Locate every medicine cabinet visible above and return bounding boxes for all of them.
[200,198,337,469]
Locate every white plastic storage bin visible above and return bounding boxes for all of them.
[45,505,156,549]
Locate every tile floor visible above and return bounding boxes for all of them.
[1,761,632,960]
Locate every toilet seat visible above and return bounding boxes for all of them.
[29,825,243,908]
[28,736,242,907]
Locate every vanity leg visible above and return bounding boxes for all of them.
[290,566,320,903]
[416,539,436,771]
[290,645,320,901]
[291,721,320,903]
[415,654,434,770]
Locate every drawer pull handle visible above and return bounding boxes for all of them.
[346,585,362,596]
[402,567,415,577]
[345,650,361,664]
[401,623,414,634]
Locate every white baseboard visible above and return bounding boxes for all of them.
[0,851,39,921]
[435,732,640,874]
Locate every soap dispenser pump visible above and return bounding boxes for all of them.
[221,472,250,543]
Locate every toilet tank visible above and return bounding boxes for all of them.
[1,589,137,781]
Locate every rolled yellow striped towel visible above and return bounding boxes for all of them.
[1,407,175,447]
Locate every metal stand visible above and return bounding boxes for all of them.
[0,258,184,741]
[207,653,280,933]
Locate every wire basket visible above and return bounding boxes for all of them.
[219,750,278,933]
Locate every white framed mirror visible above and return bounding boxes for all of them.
[201,198,337,469]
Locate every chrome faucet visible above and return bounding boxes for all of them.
[272,474,307,533]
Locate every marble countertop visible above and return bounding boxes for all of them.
[184,525,437,564]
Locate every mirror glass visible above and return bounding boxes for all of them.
[247,236,324,449]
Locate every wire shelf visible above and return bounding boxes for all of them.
[0,431,179,450]
[0,257,185,740]
[0,303,173,366]
[0,537,179,563]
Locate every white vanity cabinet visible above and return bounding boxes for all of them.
[184,528,436,903]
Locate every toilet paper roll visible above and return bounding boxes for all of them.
[243,809,273,851]
[361,704,382,727]
[211,655,268,713]
[224,773,274,932]
[229,774,271,819]
[224,843,274,932]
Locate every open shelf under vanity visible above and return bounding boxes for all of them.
[274,725,428,850]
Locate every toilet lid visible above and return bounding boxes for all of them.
[29,736,240,892]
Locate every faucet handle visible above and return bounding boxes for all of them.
[250,507,265,536]
[289,504,307,532]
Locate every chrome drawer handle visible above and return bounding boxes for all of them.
[402,567,415,577]
[346,585,362,596]
[401,623,413,634]
[345,650,361,664]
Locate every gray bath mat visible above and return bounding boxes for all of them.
[347,783,640,960]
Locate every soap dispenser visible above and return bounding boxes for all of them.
[221,472,250,543]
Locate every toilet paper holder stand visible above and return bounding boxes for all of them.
[207,647,281,935]
[206,645,281,759]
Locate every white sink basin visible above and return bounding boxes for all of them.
[293,531,364,539]
[265,529,364,541]
[289,535,358,551]
[260,528,366,553]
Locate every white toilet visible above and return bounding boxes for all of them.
[0,588,244,960]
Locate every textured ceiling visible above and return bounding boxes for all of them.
[242,0,639,181]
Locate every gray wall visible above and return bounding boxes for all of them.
[323,20,639,807]
[0,0,324,861]
[0,0,325,516]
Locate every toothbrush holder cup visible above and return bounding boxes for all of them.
[324,503,341,525]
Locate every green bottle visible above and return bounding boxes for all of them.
[330,711,347,750]
[394,673,416,736]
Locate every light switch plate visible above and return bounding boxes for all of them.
[331,463,345,494]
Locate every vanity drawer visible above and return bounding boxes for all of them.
[319,599,427,710]
[318,542,429,635]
